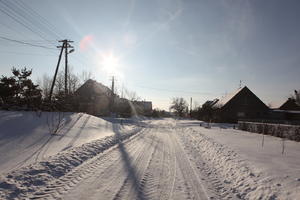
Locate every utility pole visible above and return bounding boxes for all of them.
[49,39,74,101]
[110,76,115,113]
[111,76,115,96]
[65,40,68,95]
[61,40,74,95]
[190,97,193,117]
[49,43,64,101]
[121,84,124,99]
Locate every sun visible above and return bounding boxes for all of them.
[98,51,120,75]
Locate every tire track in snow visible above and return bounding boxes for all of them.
[112,130,159,200]
[168,128,210,200]
[4,119,223,200]
[111,120,210,200]
[30,128,149,199]
[178,127,242,199]
[168,135,177,200]
[0,124,144,199]
[140,127,177,200]
[136,131,163,200]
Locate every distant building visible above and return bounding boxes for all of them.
[202,99,218,108]
[270,95,300,122]
[210,86,269,123]
[279,98,300,111]
[75,79,111,116]
[75,79,152,117]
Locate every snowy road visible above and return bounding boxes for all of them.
[1,116,299,199]
[33,120,210,200]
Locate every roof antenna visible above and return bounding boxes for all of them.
[239,80,242,89]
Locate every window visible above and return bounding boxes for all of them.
[237,112,245,117]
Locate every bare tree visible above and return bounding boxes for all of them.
[124,88,140,101]
[67,66,80,94]
[37,74,52,99]
[54,71,65,95]
[293,90,300,105]
[38,68,94,101]
[170,97,188,117]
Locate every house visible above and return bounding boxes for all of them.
[203,99,219,108]
[270,94,300,122]
[210,86,269,123]
[75,79,153,117]
[279,98,300,111]
[75,79,112,116]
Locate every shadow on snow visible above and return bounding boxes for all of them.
[112,123,148,200]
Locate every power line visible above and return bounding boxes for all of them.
[19,0,65,38]
[135,85,218,95]
[0,35,57,50]
[0,0,59,47]
[0,18,56,45]
[0,6,55,47]
[0,50,56,57]
[11,0,64,39]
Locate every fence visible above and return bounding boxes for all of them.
[238,121,300,142]
[238,118,300,125]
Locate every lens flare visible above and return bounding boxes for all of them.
[79,35,94,51]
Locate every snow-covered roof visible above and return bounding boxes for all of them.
[203,99,219,107]
[213,87,245,108]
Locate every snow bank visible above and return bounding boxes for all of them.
[0,124,143,199]
[180,125,300,199]
[0,111,132,173]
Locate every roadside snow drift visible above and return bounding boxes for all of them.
[0,111,135,173]
[0,123,142,199]
[178,120,300,199]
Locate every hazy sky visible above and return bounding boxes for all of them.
[0,0,300,110]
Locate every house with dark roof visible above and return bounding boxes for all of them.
[74,79,153,117]
[74,79,112,116]
[209,86,269,123]
[279,98,300,111]
[270,91,300,121]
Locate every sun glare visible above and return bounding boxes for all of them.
[98,51,121,75]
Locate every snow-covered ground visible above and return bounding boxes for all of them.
[0,113,299,199]
[0,111,136,173]
[177,120,300,199]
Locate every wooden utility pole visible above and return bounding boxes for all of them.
[111,76,115,96]
[49,43,64,101]
[110,76,115,113]
[49,39,74,101]
[65,40,68,95]
[62,40,74,95]
[121,84,124,99]
[190,97,193,117]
